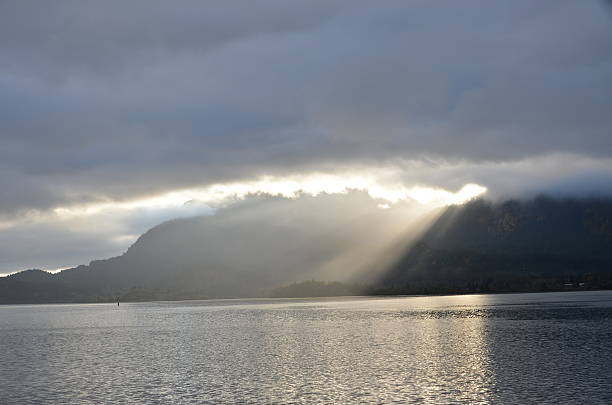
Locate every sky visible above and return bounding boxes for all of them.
[1,0,611,274]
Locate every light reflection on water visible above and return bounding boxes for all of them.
[1,291,612,404]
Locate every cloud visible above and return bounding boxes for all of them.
[0,200,214,273]
[0,172,483,274]
[0,1,611,271]
[3,153,611,274]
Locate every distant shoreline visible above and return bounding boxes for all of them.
[2,288,610,306]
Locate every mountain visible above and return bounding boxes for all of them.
[2,195,612,304]
[0,193,416,303]
[5,269,53,282]
[377,196,612,294]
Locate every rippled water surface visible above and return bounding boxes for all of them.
[2,291,612,404]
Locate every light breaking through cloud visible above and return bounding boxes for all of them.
[1,0,611,273]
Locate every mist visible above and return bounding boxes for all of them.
[89,191,442,296]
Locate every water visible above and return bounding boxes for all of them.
[1,291,612,404]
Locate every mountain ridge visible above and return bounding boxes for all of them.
[2,195,612,303]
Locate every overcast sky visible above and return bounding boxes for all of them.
[1,0,611,273]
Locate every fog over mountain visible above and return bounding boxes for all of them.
[1,192,439,302]
[2,193,612,303]
[380,196,612,294]
[1,1,611,276]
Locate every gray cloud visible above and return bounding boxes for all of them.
[1,1,611,271]
[0,0,351,80]
[0,201,214,272]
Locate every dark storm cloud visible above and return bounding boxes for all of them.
[0,0,350,79]
[2,0,611,214]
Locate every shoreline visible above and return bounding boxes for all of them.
[1,288,610,306]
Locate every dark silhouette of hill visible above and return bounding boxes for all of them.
[376,196,612,294]
[6,269,53,282]
[0,193,411,303]
[2,195,612,303]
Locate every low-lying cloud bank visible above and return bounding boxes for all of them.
[0,170,477,274]
[2,152,612,275]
